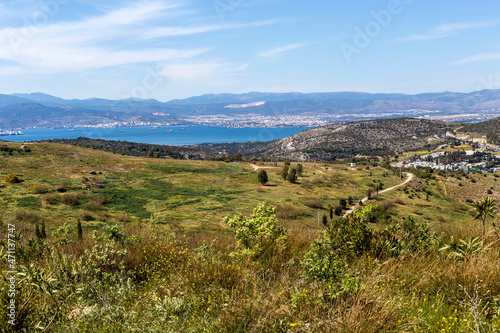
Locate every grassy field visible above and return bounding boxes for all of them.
[1,142,500,332]
[0,142,405,233]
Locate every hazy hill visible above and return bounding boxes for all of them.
[459,116,500,133]
[3,90,500,129]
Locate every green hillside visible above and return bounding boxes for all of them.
[0,142,499,332]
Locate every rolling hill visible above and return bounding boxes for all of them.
[194,118,462,161]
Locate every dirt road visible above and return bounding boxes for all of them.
[343,172,414,217]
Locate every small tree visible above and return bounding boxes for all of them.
[147,150,154,158]
[77,219,83,240]
[297,164,303,176]
[339,199,347,210]
[473,197,496,245]
[154,152,161,158]
[284,160,291,166]
[41,221,47,239]
[322,215,328,226]
[287,168,297,183]
[334,206,343,216]
[234,152,243,162]
[257,170,268,185]
[281,165,289,180]
[329,207,334,219]
[35,224,42,239]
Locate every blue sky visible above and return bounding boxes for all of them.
[0,0,499,101]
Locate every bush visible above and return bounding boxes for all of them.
[350,204,391,224]
[224,204,287,259]
[275,203,308,220]
[302,215,372,284]
[42,193,59,205]
[4,173,21,183]
[28,183,51,194]
[303,198,323,209]
[84,200,104,211]
[17,196,41,210]
[14,208,40,224]
[61,193,83,206]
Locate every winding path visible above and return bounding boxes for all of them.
[343,172,414,217]
[249,164,278,171]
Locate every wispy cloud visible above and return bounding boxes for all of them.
[396,21,495,43]
[257,43,308,58]
[453,52,500,65]
[144,20,279,39]
[0,1,275,72]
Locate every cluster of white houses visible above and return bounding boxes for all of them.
[400,150,500,172]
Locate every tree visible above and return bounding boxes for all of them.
[284,160,291,166]
[322,215,328,226]
[41,221,46,239]
[281,165,289,180]
[473,196,496,246]
[296,164,303,176]
[154,152,161,158]
[329,207,334,220]
[287,168,297,183]
[334,206,343,216]
[147,150,153,158]
[77,219,83,240]
[339,199,347,210]
[257,170,268,185]
[234,152,243,162]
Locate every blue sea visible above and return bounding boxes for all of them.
[3,126,312,146]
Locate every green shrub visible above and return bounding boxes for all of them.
[225,204,287,259]
[17,196,41,210]
[375,215,434,258]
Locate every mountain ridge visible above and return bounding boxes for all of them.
[2,90,500,129]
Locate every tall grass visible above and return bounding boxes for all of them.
[1,211,500,332]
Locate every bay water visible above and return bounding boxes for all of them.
[3,126,312,146]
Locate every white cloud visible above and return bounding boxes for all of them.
[257,43,307,58]
[396,21,495,43]
[144,20,280,39]
[0,1,281,73]
[453,52,500,65]
[0,66,25,76]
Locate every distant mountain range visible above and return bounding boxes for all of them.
[2,90,500,128]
